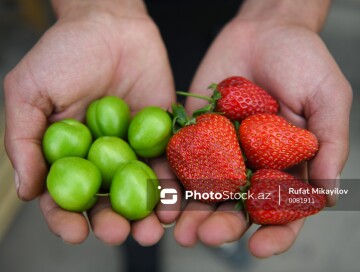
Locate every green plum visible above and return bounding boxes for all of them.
[86,96,131,139]
[110,160,160,220]
[42,118,92,164]
[128,106,172,158]
[47,157,102,212]
[87,136,137,190]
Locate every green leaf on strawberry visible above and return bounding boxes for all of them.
[176,76,279,122]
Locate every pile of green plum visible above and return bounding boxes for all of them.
[42,96,172,220]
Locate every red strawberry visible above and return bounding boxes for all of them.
[245,169,326,225]
[176,76,279,122]
[239,113,319,170]
[166,113,247,203]
[214,76,279,121]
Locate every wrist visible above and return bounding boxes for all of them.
[236,0,331,32]
[51,0,148,21]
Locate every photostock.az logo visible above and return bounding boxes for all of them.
[158,186,178,205]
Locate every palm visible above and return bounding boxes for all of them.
[23,18,174,120]
[178,21,351,257]
[5,15,176,245]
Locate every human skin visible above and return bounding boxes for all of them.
[174,0,352,258]
[4,0,180,245]
[4,0,352,256]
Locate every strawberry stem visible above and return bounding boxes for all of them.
[96,193,109,197]
[176,89,222,118]
[170,85,223,132]
[176,91,214,102]
[192,104,215,117]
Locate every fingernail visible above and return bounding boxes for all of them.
[14,170,20,191]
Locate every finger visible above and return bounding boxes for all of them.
[151,157,182,224]
[39,191,89,244]
[173,201,215,247]
[87,196,130,246]
[285,162,308,180]
[248,218,305,258]
[131,213,165,246]
[305,78,352,206]
[197,202,249,246]
[4,69,51,200]
[155,179,182,225]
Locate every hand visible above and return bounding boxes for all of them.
[4,0,178,245]
[174,1,352,257]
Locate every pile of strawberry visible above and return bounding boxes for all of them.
[166,76,326,225]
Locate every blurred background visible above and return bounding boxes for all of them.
[0,0,359,271]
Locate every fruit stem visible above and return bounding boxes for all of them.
[176,91,214,102]
[96,193,109,197]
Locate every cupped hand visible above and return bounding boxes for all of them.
[174,18,352,257]
[4,1,178,245]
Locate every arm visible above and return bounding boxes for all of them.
[238,0,331,32]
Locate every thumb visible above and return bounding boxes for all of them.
[306,78,352,206]
[4,64,51,201]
